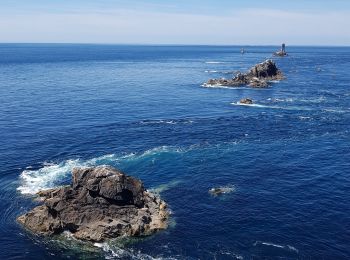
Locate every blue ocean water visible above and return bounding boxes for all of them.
[0,44,349,259]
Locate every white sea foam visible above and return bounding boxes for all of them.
[139,119,193,125]
[268,97,294,103]
[202,83,270,90]
[253,241,298,253]
[17,146,188,195]
[209,185,235,195]
[150,180,184,194]
[140,120,176,125]
[62,230,82,242]
[267,80,282,84]
[232,101,315,111]
[138,146,185,159]
[217,250,243,259]
[205,70,219,73]
[231,102,280,109]
[94,242,177,260]
[268,96,328,104]
[17,159,87,195]
[205,61,225,64]
[286,245,299,253]
[322,108,348,113]
[298,116,312,120]
[202,84,248,90]
[299,96,327,103]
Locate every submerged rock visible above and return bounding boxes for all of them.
[205,60,284,88]
[239,98,253,105]
[18,166,169,242]
[209,188,226,196]
[209,186,235,196]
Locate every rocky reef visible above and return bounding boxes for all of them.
[18,166,169,242]
[205,59,284,88]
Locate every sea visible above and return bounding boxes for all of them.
[0,44,349,259]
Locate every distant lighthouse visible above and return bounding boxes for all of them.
[274,43,287,57]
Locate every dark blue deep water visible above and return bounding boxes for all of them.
[0,44,349,259]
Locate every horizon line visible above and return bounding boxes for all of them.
[1,42,350,47]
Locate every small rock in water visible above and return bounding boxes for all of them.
[209,186,234,196]
[239,98,253,104]
[17,166,169,242]
[209,188,225,196]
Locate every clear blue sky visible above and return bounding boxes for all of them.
[1,0,349,45]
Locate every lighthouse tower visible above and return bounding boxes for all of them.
[274,43,287,56]
[281,43,286,55]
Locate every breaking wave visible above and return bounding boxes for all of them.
[267,96,330,104]
[202,84,249,90]
[253,241,299,254]
[267,97,295,103]
[231,101,317,111]
[298,116,312,120]
[139,119,194,125]
[205,61,226,64]
[17,160,85,195]
[94,242,178,260]
[231,102,282,109]
[17,146,188,195]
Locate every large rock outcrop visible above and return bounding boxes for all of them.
[205,60,284,88]
[17,166,169,242]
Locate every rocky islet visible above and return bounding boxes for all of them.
[205,59,284,88]
[18,166,169,242]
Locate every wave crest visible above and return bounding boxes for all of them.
[139,119,194,126]
[253,241,299,253]
[205,61,225,64]
[17,159,86,195]
[17,146,187,195]
[94,242,178,260]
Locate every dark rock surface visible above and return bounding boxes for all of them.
[209,186,234,196]
[239,98,253,105]
[205,59,284,88]
[18,166,169,242]
[209,188,226,196]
